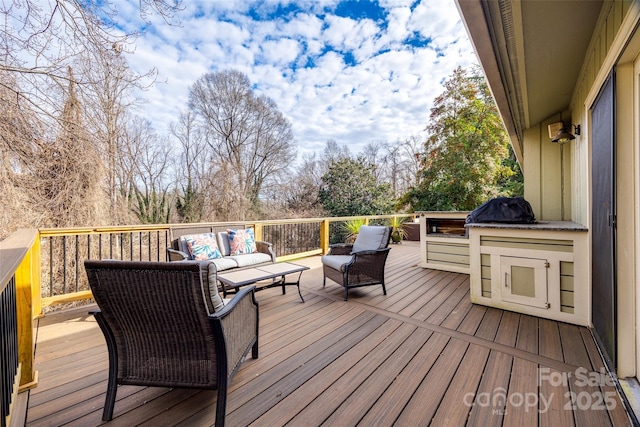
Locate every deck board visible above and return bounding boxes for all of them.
[503,358,539,427]
[559,322,615,426]
[395,337,469,424]
[24,242,632,426]
[467,350,514,426]
[431,343,491,426]
[357,332,452,426]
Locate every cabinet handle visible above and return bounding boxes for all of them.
[504,272,509,287]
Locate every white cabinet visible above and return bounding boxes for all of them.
[468,222,589,327]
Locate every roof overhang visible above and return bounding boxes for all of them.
[455,0,603,165]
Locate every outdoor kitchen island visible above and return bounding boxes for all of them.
[466,221,589,327]
[418,211,470,274]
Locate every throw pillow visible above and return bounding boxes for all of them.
[183,233,222,260]
[227,228,257,255]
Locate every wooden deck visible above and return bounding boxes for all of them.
[25,242,633,426]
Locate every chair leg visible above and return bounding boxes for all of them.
[215,379,228,427]
[323,276,326,288]
[343,272,349,301]
[252,339,259,359]
[102,370,118,421]
[95,313,118,421]
[381,281,387,295]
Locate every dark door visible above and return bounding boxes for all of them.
[591,71,617,369]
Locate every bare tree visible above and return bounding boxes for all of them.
[399,135,424,190]
[171,110,207,222]
[0,1,181,227]
[363,136,425,201]
[0,67,103,232]
[1,0,180,117]
[322,139,351,165]
[77,48,153,223]
[126,118,173,224]
[381,142,403,198]
[286,153,326,216]
[188,70,296,220]
[0,71,44,235]
[362,141,385,182]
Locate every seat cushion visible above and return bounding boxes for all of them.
[321,255,353,272]
[228,252,272,268]
[199,261,225,313]
[210,257,239,271]
[352,226,390,253]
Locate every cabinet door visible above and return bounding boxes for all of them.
[500,256,549,309]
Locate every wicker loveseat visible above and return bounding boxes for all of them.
[167,225,275,268]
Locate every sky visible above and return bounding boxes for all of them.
[115,0,477,158]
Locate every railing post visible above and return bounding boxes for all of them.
[14,231,39,391]
[252,222,263,242]
[31,236,42,319]
[320,220,330,254]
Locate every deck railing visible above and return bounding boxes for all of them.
[1,276,18,427]
[0,229,40,427]
[0,214,415,424]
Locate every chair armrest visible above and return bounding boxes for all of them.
[352,247,391,256]
[256,240,276,262]
[329,243,352,248]
[167,247,189,261]
[211,286,259,376]
[347,247,391,266]
[327,244,353,255]
[343,248,391,280]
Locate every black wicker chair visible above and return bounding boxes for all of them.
[321,225,392,300]
[84,260,259,426]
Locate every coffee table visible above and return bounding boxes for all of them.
[217,262,309,302]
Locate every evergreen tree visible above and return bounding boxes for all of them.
[319,157,394,216]
[401,66,520,211]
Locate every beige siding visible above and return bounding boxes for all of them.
[426,241,470,269]
[481,253,491,298]
[569,0,638,377]
[523,1,633,224]
[480,236,573,252]
[569,0,632,223]
[560,261,575,313]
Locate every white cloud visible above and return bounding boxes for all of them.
[257,38,301,66]
[385,6,412,43]
[117,0,475,159]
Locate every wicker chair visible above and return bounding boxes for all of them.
[321,225,392,300]
[84,260,259,426]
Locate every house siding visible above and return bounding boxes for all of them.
[520,0,639,376]
[568,0,638,377]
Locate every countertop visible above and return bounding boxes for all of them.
[465,220,588,232]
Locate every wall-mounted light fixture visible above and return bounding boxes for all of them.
[549,121,580,144]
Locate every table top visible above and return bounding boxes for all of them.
[217,262,310,287]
